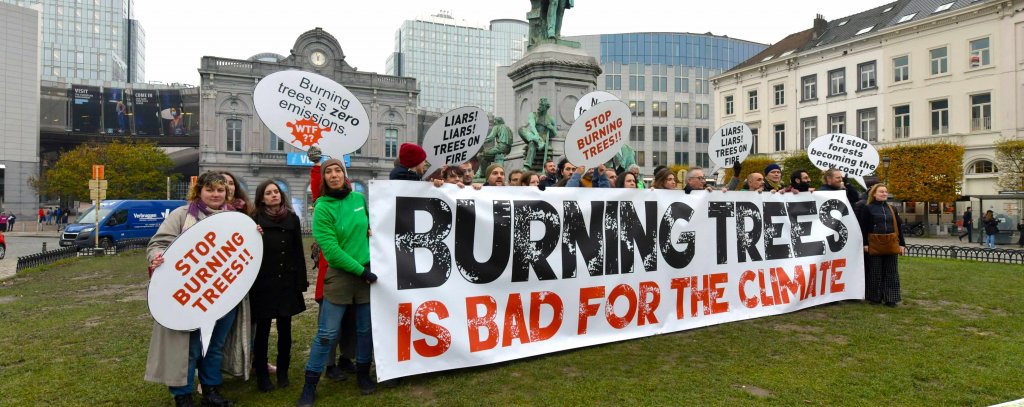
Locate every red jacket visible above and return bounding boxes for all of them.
[310,165,330,302]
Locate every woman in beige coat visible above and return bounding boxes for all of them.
[146,171,253,407]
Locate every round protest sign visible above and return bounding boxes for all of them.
[807,133,880,189]
[573,90,619,120]
[253,70,369,157]
[421,106,489,170]
[564,100,631,168]
[147,211,263,355]
[708,122,753,175]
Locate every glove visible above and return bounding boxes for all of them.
[363,264,377,283]
[307,146,323,163]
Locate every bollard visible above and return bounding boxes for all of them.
[42,242,47,252]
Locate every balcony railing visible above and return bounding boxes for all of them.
[894,126,910,139]
[971,117,992,131]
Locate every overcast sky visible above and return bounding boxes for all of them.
[136,0,888,85]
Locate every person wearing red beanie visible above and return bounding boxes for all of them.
[390,143,428,180]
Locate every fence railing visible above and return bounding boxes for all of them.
[905,244,1024,264]
[15,237,151,273]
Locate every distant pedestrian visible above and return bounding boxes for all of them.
[0,212,7,232]
[38,208,45,224]
[8,213,15,231]
[958,207,973,242]
[982,210,998,249]
[1017,219,1024,248]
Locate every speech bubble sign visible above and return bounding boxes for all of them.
[147,211,263,355]
[707,122,754,175]
[573,90,619,120]
[421,106,489,171]
[253,70,369,157]
[564,100,632,168]
[807,133,880,189]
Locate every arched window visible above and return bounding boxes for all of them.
[968,159,996,174]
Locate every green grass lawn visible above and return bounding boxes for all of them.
[1,252,1022,406]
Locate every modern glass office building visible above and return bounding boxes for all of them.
[386,12,527,113]
[1,0,145,83]
[567,33,766,172]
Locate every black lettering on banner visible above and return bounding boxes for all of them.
[763,202,792,260]
[395,197,452,290]
[659,202,695,269]
[512,201,560,282]
[603,201,620,275]
[708,202,734,265]
[618,201,658,274]
[818,199,850,252]
[561,201,605,279]
[787,201,825,258]
[455,199,511,284]
[736,202,764,263]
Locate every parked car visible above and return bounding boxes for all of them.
[60,200,185,249]
[0,230,6,259]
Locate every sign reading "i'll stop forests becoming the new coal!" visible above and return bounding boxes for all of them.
[253,70,370,157]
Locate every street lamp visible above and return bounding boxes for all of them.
[881,155,891,185]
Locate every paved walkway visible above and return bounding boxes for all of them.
[905,233,1023,249]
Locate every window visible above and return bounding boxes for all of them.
[893,56,909,82]
[696,127,710,143]
[893,105,911,139]
[675,102,686,118]
[226,119,242,152]
[855,26,874,36]
[269,132,284,151]
[696,103,710,120]
[675,127,689,142]
[629,100,645,117]
[725,95,734,115]
[652,101,667,118]
[748,90,758,111]
[897,13,916,24]
[605,63,622,90]
[857,108,878,141]
[930,99,949,135]
[636,150,646,167]
[652,65,668,92]
[630,125,645,141]
[696,153,710,169]
[773,84,785,106]
[773,124,786,151]
[385,128,398,158]
[675,152,689,165]
[629,63,645,91]
[971,93,992,131]
[829,113,846,134]
[695,68,710,94]
[800,117,817,149]
[970,38,991,68]
[652,126,668,142]
[652,151,668,167]
[858,61,877,90]
[750,128,759,155]
[969,160,996,174]
[934,2,953,13]
[930,47,948,75]
[675,65,689,93]
[801,75,817,101]
[828,69,846,96]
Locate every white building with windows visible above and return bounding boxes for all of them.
[712,0,1023,197]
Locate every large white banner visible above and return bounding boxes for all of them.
[368,182,864,381]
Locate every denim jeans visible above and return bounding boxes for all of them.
[168,307,238,396]
[985,234,996,249]
[305,301,372,373]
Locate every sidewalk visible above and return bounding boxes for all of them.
[2,222,65,238]
[905,233,1022,249]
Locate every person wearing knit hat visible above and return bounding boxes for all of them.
[483,163,505,186]
[389,143,428,181]
[763,163,783,192]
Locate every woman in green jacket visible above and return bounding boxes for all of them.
[297,159,378,406]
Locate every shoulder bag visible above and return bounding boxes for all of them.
[868,204,901,256]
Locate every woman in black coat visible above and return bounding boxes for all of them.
[856,184,906,307]
[250,180,308,391]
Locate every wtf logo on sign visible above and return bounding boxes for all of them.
[286,118,326,147]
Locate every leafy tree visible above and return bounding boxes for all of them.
[30,140,179,202]
[779,152,823,189]
[994,139,1024,192]
[878,143,964,227]
[722,154,776,187]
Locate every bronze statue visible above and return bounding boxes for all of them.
[476,117,514,178]
[527,0,574,47]
[518,98,557,170]
[611,144,637,172]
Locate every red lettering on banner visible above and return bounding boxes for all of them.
[739,271,758,308]
[173,289,190,305]
[670,273,728,317]
[637,282,660,326]
[413,301,451,358]
[803,263,818,300]
[466,295,498,352]
[605,284,637,329]
[212,277,229,294]
[528,291,563,342]
[775,266,805,304]
[757,269,775,307]
[830,258,846,294]
[577,286,605,335]
[737,259,849,309]
[222,268,237,284]
[670,276,695,319]
[176,259,191,276]
[195,267,213,285]
[397,303,412,361]
[501,294,530,347]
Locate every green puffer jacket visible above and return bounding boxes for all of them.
[313,191,370,304]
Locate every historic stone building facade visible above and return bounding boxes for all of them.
[198,28,419,221]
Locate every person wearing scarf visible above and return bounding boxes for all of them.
[249,180,308,392]
[763,163,784,192]
[220,170,252,216]
[298,159,378,406]
[145,171,252,407]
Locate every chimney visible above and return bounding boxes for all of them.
[812,14,827,40]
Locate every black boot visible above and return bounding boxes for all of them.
[255,363,275,392]
[337,357,357,373]
[199,385,233,407]
[174,394,195,407]
[356,362,376,395]
[325,364,346,381]
[296,370,320,407]
[276,358,290,388]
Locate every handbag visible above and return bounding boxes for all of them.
[868,204,902,256]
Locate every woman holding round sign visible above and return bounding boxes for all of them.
[856,184,906,307]
[249,180,308,392]
[145,171,251,407]
[297,158,377,405]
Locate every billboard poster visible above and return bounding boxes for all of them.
[71,85,102,133]
[160,90,188,136]
[133,89,162,136]
[104,87,130,135]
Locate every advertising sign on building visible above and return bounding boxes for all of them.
[159,90,189,136]
[71,85,102,133]
[132,90,161,136]
[104,88,130,135]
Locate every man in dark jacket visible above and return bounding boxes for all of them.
[818,168,859,206]
[958,207,973,242]
[389,143,428,181]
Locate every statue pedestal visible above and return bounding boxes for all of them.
[503,43,602,171]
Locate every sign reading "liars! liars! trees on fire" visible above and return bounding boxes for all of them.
[253,70,370,157]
